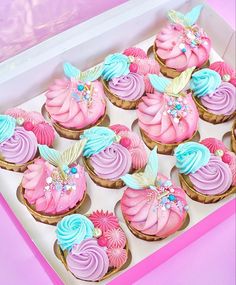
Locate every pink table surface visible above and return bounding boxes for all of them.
[0,194,63,285]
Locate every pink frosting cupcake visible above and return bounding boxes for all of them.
[137,68,199,154]
[45,63,106,139]
[154,5,211,78]
[20,140,87,224]
[55,210,128,281]
[209,61,236,87]
[81,125,147,189]
[121,148,188,240]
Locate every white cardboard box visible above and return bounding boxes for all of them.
[0,1,235,285]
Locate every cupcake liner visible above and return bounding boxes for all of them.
[231,120,236,153]
[179,173,236,204]
[17,184,88,225]
[102,79,143,110]
[53,237,129,281]
[123,213,189,241]
[0,158,35,173]
[192,96,236,124]
[42,103,107,140]
[140,128,198,155]
[83,157,125,189]
[152,43,209,79]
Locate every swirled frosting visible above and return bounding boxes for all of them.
[175,142,211,174]
[200,82,236,115]
[123,47,148,59]
[56,214,94,251]
[102,53,130,81]
[155,24,211,71]
[190,69,221,97]
[189,155,232,195]
[137,91,199,144]
[121,173,187,237]
[66,238,109,281]
[32,122,55,146]
[0,115,16,143]
[22,159,86,216]
[209,61,236,86]
[45,79,106,129]
[108,72,145,101]
[0,127,37,164]
[90,143,132,180]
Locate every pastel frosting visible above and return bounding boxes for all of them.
[123,47,148,59]
[0,115,16,143]
[102,53,130,81]
[121,173,187,237]
[90,143,132,180]
[191,69,236,115]
[56,214,94,251]
[66,238,109,281]
[0,126,37,164]
[209,61,236,86]
[175,142,211,174]
[137,91,199,144]
[22,159,86,215]
[155,5,211,71]
[45,79,106,129]
[108,72,145,101]
[189,155,232,195]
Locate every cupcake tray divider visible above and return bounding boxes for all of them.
[0,1,235,284]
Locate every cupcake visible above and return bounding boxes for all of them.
[101,53,145,109]
[231,120,236,153]
[154,5,211,78]
[0,110,55,172]
[54,211,128,281]
[209,61,236,87]
[190,68,236,123]
[81,125,147,189]
[45,63,106,139]
[137,67,199,154]
[175,140,236,203]
[18,140,87,224]
[121,147,189,241]
[123,47,160,93]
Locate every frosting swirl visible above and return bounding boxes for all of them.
[0,115,16,143]
[137,92,199,144]
[90,143,132,180]
[209,61,236,86]
[175,142,211,174]
[56,214,94,251]
[200,82,236,115]
[190,69,221,97]
[108,72,145,101]
[121,173,187,237]
[32,122,55,146]
[189,155,232,195]
[0,127,37,164]
[66,238,109,281]
[155,24,211,72]
[45,79,105,129]
[102,53,130,81]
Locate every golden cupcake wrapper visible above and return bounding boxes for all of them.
[179,173,236,204]
[123,212,190,241]
[231,120,236,153]
[192,95,236,124]
[54,235,130,281]
[102,79,143,110]
[83,157,125,189]
[17,184,88,225]
[42,103,107,140]
[0,157,36,173]
[140,128,198,155]
[152,43,210,79]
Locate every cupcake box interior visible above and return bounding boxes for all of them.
[0,0,235,284]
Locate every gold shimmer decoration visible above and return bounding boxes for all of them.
[192,96,236,124]
[179,173,236,204]
[102,79,143,110]
[17,184,87,225]
[231,120,236,153]
[42,104,107,140]
[54,235,129,281]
